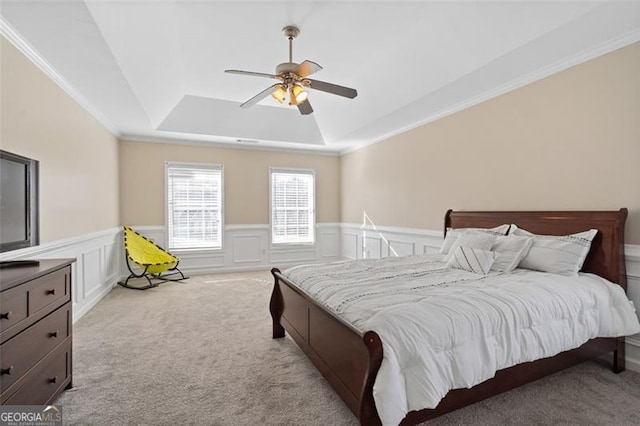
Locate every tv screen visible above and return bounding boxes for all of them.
[0,150,39,253]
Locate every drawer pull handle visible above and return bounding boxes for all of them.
[46,289,56,295]
[0,311,10,320]
[49,331,59,338]
[49,377,57,384]
[1,366,13,375]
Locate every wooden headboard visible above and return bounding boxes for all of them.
[444,209,628,290]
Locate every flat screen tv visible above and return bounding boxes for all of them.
[0,150,39,253]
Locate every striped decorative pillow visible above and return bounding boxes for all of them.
[510,226,598,276]
[444,231,497,262]
[447,246,497,275]
[439,224,510,255]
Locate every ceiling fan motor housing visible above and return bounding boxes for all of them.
[276,62,299,75]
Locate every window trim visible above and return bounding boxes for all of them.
[165,161,225,251]
[269,167,316,247]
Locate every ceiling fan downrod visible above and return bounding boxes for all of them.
[283,26,299,63]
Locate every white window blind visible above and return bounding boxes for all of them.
[166,164,223,249]
[270,169,315,245]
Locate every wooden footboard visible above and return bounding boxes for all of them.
[270,268,383,425]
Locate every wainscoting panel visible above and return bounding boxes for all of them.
[232,235,263,264]
[82,248,102,300]
[363,236,382,259]
[269,247,316,264]
[133,223,342,276]
[388,239,415,257]
[177,252,225,273]
[320,230,340,259]
[341,223,443,261]
[424,244,440,255]
[342,232,359,260]
[0,228,122,323]
[103,241,119,284]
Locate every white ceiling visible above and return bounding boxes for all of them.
[1,1,639,154]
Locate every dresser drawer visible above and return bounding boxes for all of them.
[29,267,70,315]
[0,286,28,332]
[0,303,70,393]
[0,266,70,343]
[3,339,71,405]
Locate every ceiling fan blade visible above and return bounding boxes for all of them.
[297,99,313,115]
[240,84,280,108]
[306,79,357,99]
[225,69,279,79]
[294,60,323,78]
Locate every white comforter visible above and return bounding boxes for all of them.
[283,254,640,426]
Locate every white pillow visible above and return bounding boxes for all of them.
[445,231,497,262]
[447,246,497,275]
[439,224,510,255]
[490,235,534,273]
[510,226,598,275]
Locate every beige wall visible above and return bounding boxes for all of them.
[119,140,340,226]
[1,37,120,243]
[341,42,640,244]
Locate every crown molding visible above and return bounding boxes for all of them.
[119,134,341,157]
[339,29,640,156]
[0,17,120,137]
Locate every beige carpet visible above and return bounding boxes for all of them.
[57,271,640,425]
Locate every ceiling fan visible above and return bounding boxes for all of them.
[225,26,358,115]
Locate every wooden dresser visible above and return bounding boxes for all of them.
[0,259,74,405]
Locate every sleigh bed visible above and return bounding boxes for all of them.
[269,209,632,425]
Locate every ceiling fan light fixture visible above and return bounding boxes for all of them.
[271,85,286,103]
[291,84,308,105]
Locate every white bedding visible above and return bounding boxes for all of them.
[283,254,640,426]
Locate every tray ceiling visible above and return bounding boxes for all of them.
[1,1,639,153]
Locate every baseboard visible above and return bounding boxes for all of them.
[116,256,347,286]
[73,281,116,322]
[626,338,640,373]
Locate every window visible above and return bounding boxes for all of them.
[270,168,315,245]
[166,163,223,249]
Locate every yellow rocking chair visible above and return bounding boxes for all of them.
[118,226,188,290]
